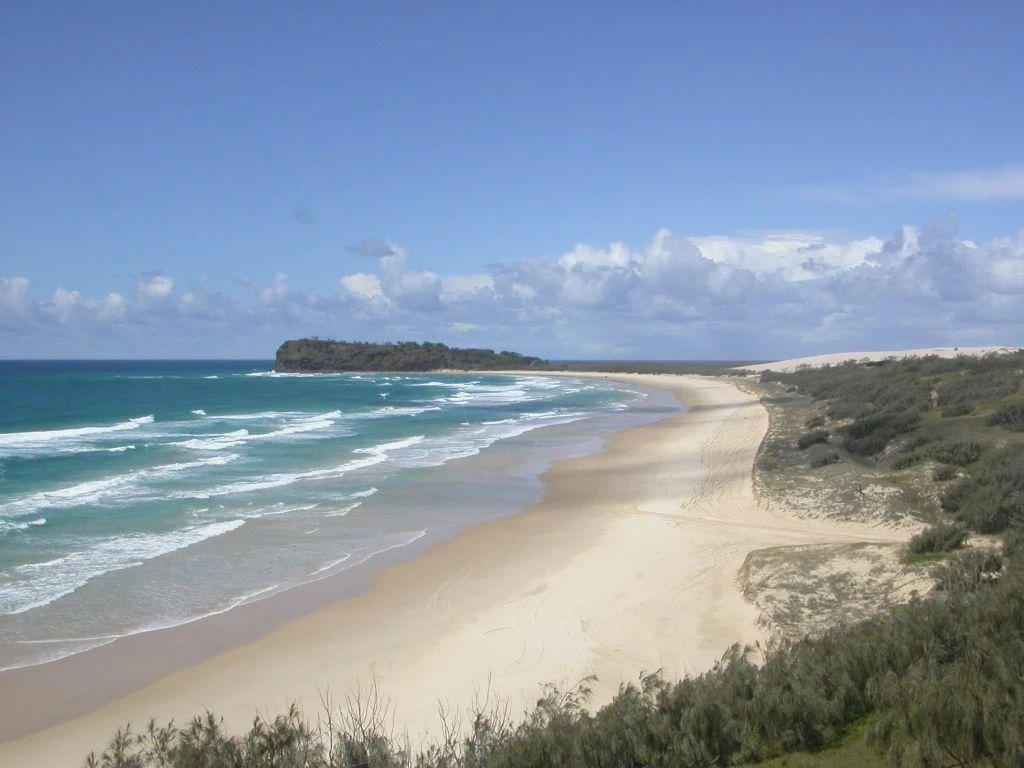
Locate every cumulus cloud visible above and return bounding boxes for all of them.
[798,165,1024,203]
[136,274,174,299]
[329,221,1024,358]
[3,220,1024,358]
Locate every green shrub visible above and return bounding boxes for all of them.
[936,369,1021,409]
[891,453,921,470]
[808,445,841,468]
[796,428,829,449]
[844,433,891,457]
[986,403,1024,431]
[941,449,1024,533]
[932,465,957,481]
[941,402,973,417]
[929,441,983,466]
[842,410,921,456]
[907,522,968,555]
[901,435,932,453]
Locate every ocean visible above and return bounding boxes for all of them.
[0,360,680,671]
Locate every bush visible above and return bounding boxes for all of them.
[891,454,922,470]
[907,522,968,555]
[941,449,1024,533]
[843,410,921,456]
[844,433,891,457]
[932,465,957,481]
[808,445,840,468]
[805,415,825,429]
[941,403,973,417]
[901,435,932,453]
[796,429,829,449]
[986,403,1024,431]
[929,441,983,466]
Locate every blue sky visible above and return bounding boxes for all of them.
[2,2,1022,359]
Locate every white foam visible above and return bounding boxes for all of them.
[208,410,293,421]
[353,435,425,454]
[408,380,481,388]
[191,409,207,416]
[179,439,421,499]
[310,553,352,575]
[393,411,588,470]
[0,517,46,535]
[106,445,136,453]
[0,415,155,447]
[174,429,251,450]
[322,502,361,518]
[239,503,320,519]
[243,371,336,378]
[0,519,246,615]
[0,455,240,516]
[174,411,343,451]
[351,405,442,419]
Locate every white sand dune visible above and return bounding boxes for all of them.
[0,373,909,766]
[737,345,1019,373]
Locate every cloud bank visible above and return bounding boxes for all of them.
[3,220,1022,359]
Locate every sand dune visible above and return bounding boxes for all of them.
[738,345,1018,373]
[0,374,908,766]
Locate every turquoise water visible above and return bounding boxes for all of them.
[0,361,675,670]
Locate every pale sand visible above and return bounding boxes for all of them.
[0,374,906,765]
[738,345,1019,373]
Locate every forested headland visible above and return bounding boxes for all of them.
[274,339,546,372]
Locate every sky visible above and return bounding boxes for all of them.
[2,2,1022,360]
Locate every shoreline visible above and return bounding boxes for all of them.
[0,373,905,765]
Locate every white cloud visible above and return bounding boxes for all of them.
[0,277,31,323]
[260,273,290,305]
[137,274,174,299]
[4,221,1024,359]
[798,165,1024,203]
[50,288,82,323]
[341,273,385,300]
[99,292,127,320]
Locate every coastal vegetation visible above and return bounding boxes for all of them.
[275,339,546,372]
[86,352,1024,767]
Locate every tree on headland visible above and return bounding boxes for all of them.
[274,339,546,373]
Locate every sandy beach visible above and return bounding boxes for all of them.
[0,373,906,766]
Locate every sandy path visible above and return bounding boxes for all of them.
[0,374,905,766]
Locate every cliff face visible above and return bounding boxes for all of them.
[274,339,546,372]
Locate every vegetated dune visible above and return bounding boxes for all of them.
[737,345,1020,373]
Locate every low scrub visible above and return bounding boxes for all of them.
[986,403,1024,431]
[907,522,968,555]
[808,445,840,468]
[890,454,921,470]
[940,402,973,418]
[929,440,983,467]
[843,411,921,457]
[796,428,829,449]
[941,448,1024,533]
